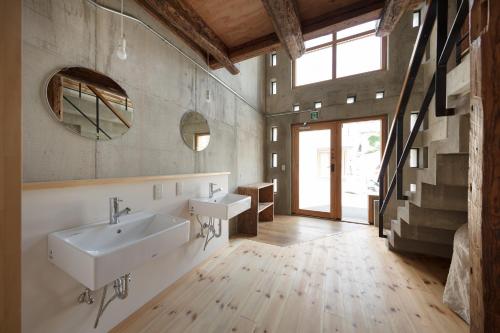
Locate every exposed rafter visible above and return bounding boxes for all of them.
[260,0,305,60]
[376,0,423,37]
[135,0,239,74]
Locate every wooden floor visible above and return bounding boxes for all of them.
[242,215,364,246]
[112,218,468,333]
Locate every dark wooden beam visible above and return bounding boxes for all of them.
[376,0,424,37]
[260,0,305,60]
[468,0,500,332]
[135,0,239,74]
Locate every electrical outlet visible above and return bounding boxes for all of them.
[176,182,183,196]
[153,184,163,200]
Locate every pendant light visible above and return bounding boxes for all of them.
[116,0,127,60]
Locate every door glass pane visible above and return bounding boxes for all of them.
[341,120,382,222]
[299,129,331,212]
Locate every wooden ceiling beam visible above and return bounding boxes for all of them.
[260,0,305,60]
[135,0,239,74]
[376,0,424,37]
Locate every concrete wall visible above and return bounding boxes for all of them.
[22,0,265,194]
[23,174,230,333]
[265,13,424,219]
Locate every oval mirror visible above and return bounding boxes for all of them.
[180,111,211,151]
[45,67,133,141]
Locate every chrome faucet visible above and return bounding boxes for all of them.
[209,183,222,198]
[109,197,131,224]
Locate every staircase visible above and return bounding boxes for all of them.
[388,110,469,258]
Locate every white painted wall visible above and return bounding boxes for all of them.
[22,173,229,333]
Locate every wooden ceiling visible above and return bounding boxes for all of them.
[135,0,386,74]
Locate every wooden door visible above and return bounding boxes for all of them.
[292,121,341,219]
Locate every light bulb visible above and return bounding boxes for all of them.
[116,37,127,60]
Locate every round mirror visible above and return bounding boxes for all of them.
[45,67,133,141]
[180,111,211,151]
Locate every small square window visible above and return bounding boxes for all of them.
[271,153,278,168]
[271,126,278,142]
[412,11,421,28]
[270,80,277,95]
[346,95,356,104]
[270,52,277,67]
[375,91,384,99]
[410,148,419,168]
[314,101,322,109]
[293,104,300,112]
[410,112,423,131]
[410,183,417,192]
[272,178,278,193]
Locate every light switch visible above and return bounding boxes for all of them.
[153,184,163,200]
[176,182,183,196]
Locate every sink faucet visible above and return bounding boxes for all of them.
[109,197,131,224]
[209,183,222,198]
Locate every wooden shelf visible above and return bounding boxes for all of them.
[258,202,273,213]
[237,182,274,236]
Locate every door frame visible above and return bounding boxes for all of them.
[291,115,387,221]
[291,121,341,219]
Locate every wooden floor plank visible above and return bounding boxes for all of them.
[112,215,468,333]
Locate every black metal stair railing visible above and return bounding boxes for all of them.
[377,0,469,238]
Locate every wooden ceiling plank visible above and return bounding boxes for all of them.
[135,0,239,74]
[260,0,305,60]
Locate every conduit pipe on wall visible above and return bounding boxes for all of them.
[85,0,261,114]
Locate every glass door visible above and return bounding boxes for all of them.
[292,122,340,219]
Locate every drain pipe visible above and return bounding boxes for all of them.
[93,273,131,329]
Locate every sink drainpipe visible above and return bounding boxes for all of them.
[93,273,131,328]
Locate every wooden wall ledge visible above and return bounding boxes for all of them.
[23,172,231,191]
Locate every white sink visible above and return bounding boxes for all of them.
[48,212,190,290]
[189,193,251,220]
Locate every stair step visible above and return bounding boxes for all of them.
[417,153,469,187]
[397,202,467,230]
[387,230,453,259]
[407,183,468,212]
[391,219,457,245]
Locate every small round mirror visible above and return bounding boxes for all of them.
[45,66,133,141]
[180,111,210,151]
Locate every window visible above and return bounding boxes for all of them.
[314,101,322,109]
[375,91,385,99]
[295,20,385,86]
[270,80,277,95]
[273,178,278,193]
[412,11,421,28]
[410,148,419,167]
[293,104,300,112]
[271,153,278,168]
[410,112,423,131]
[270,52,277,67]
[271,126,278,142]
[346,95,356,104]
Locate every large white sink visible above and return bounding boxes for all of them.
[189,193,251,220]
[48,212,190,290]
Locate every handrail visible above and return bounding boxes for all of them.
[63,96,112,140]
[377,0,469,238]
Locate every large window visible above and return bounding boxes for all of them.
[294,20,386,86]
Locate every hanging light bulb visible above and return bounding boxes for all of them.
[116,0,127,60]
[116,37,127,60]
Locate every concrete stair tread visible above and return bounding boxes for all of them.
[397,202,467,230]
[387,229,453,259]
[391,219,458,245]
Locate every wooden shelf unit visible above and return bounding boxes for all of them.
[237,183,274,236]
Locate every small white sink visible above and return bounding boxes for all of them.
[189,193,251,220]
[48,212,190,290]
